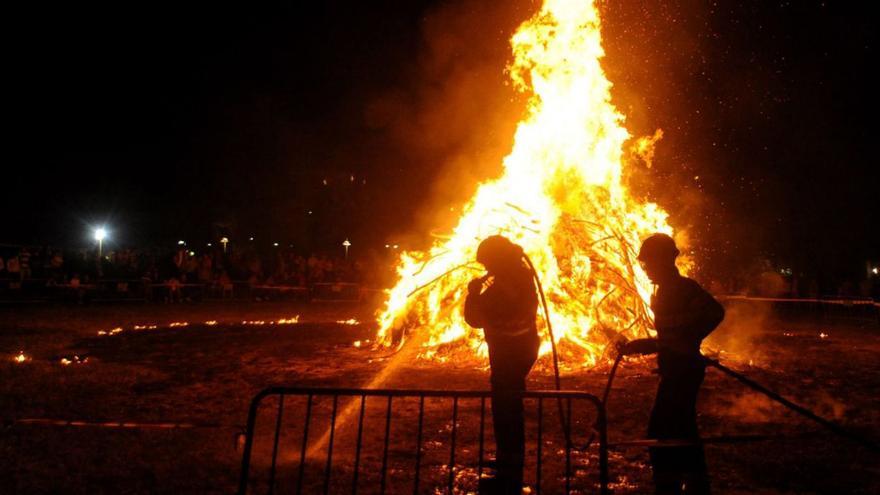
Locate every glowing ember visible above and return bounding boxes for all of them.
[376,0,684,367]
[60,355,88,366]
[14,351,29,364]
[168,322,189,328]
[337,319,360,326]
[276,316,300,324]
[204,320,218,326]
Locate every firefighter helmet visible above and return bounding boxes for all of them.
[637,233,679,263]
[476,235,523,267]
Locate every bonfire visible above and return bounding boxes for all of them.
[377,0,687,367]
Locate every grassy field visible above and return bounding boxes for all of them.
[1,300,878,494]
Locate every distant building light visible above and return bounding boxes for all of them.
[188,251,195,256]
[249,237,254,241]
[873,267,879,275]
[273,242,279,247]
[385,244,390,248]
[178,240,185,246]
[322,179,328,186]
[393,244,399,249]
[207,243,212,247]
[350,175,355,182]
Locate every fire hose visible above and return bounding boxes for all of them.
[522,254,563,395]
[601,349,879,453]
[702,355,879,453]
[522,253,572,447]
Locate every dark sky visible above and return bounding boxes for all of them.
[5,1,878,282]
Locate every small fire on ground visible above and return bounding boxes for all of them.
[96,316,302,337]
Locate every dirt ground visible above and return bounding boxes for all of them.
[1,300,878,494]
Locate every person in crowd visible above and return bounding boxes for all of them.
[198,254,213,283]
[617,233,725,495]
[464,235,539,494]
[218,270,233,298]
[19,247,31,280]
[6,254,21,281]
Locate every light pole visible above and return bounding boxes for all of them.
[342,239,351,259]
[94,228,107,258]
[220,237,229,254]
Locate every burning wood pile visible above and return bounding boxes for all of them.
[376,0,687,367]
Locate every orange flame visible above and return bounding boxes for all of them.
[376,0,683,367]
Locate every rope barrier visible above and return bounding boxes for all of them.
[720,295,880,308]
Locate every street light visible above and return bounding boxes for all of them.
[220,237,229,254]
[94,228,107,258]
[342,239,351,259]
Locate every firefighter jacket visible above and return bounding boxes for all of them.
[652,273,725,375]
[464,266,538,345]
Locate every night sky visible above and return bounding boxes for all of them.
[6,1,877,285]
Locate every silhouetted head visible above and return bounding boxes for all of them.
[476,235,524,275]
[637,233,680,284]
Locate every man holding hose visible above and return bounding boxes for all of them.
[618,233,725,494]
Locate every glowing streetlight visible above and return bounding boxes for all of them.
[220,237,229,253]
[178,240,185,246]
[94,228,107,257]
[342,239,352,259]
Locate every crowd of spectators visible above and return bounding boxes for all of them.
[0,244,366,290]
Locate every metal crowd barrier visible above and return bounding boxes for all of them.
[311,282,363,302]
[238,387,608,494]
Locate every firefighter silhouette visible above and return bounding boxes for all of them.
[464,235,539,494]
[619,233,725,494]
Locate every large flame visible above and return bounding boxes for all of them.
[376,0,682,367]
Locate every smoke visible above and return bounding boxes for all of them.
[363,1,535,244]
[704,300,772,367]
[716,391,778,423]
[813,389,847,421]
